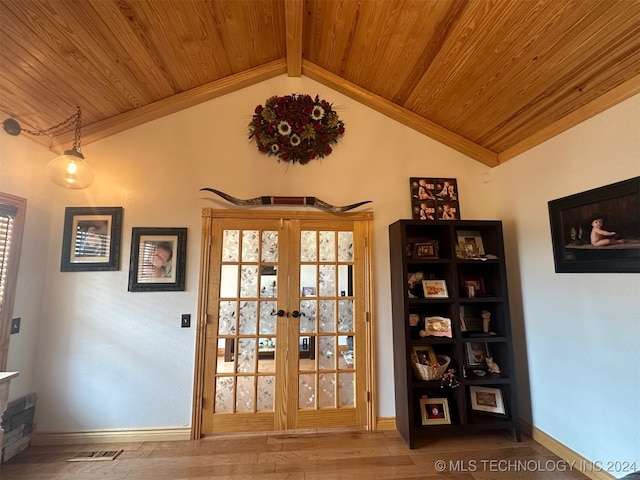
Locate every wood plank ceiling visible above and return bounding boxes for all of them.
[1,0,639,166]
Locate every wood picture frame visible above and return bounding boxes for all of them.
[410,177,461,221]
[548,176,640,273]
[456,230,485,257]
[420,397,451,425]
[422,279,448,298]
[60,207,123,272]
[414,240,439,258]
[469,386,506,415]
[128,227,187,292]
[460,275,486,297]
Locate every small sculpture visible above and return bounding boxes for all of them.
[486,356,501,374]
[482,310,491,333]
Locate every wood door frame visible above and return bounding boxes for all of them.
[190,208,376,439]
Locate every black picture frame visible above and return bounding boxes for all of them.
[128,227,187,292]
[409,177,460,221]
[548,177,640,273]
[60,207,123,272]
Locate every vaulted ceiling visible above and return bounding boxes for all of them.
[1,0,639,166]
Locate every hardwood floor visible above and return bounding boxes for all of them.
[1,428,592,480]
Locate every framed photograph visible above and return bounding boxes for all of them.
[408,313,421,327]
[469,386,506,415]
[457,230,485,257]
[60,207,123,272]
[411,345,437,365]
[422,279,448,298]
[128,227,187,292]
[424,316,452,337]
[302,286,316,297]
[420,397,451,425]
[465,342,488,366]
[460,275,486,297]
[410,177,461,221]
[548,177,640,273]
[415,240,439,258]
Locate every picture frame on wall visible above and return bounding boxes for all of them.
[548,176,640,273]
[60,207,123,272]
[419,397,451,425]
[128,227,187,292]
[410,177,461,221]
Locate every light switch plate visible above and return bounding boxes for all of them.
[11,317,20,334]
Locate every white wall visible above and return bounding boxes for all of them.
[493,94,640,478]
[0,134,54,400]
[2,75,496,431]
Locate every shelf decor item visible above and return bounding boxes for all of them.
[422,279,448,298]
[412,346,450,381]
[470,386,506,415]
[248,93,345,164]
[419,398,451,425]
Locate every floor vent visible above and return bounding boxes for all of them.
[68,450,123,462]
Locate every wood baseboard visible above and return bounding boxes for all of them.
[520,420,616,480]
[32,427,191,446]
[375,417,396,430]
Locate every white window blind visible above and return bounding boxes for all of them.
[0,204,18,314]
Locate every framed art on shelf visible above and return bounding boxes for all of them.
[424,316,452,337]
[469,386,506,415]
[410,177,461,221]
[128,227,187,292]
[460,275,486,297]
[414,240,439,258]
[465,342,488,367]
[60,207,123,272]
[422,279,448,298]
[457,230,485,257]
[548,176,640,273]
[419,397,451,425]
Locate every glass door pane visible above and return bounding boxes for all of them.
[297,229,356,411]
[213,228,280,415]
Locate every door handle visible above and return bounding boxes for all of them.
[291,310,300,318]
[276,309,286,317]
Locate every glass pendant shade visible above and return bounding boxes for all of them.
[46,148,94,189]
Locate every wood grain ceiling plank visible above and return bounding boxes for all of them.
[404,0,566,126]
[88,0,189,97]
[285,0,303,76]
[341,0,454,99]
[497,73,640,163]
[50,59,288,150]
[481,25,640,151]
[392,0,468,105]
[471,1,640,149]
[0,1,123,126]
[302,60,498,166]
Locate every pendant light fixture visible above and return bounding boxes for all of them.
[2,106,94,189]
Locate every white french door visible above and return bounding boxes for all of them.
[194,210,374,435]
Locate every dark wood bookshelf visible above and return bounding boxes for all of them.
[389,219,520,448]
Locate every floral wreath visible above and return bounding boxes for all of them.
[248,93,345,164]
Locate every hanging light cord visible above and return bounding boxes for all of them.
[20,106,82,153]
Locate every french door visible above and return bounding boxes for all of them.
[193,210,374,436]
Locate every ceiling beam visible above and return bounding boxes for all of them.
[302,60,499,167]
[285,0,303,77]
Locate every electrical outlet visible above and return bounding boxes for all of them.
[11,317,21,334]
[181,314,191,328]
